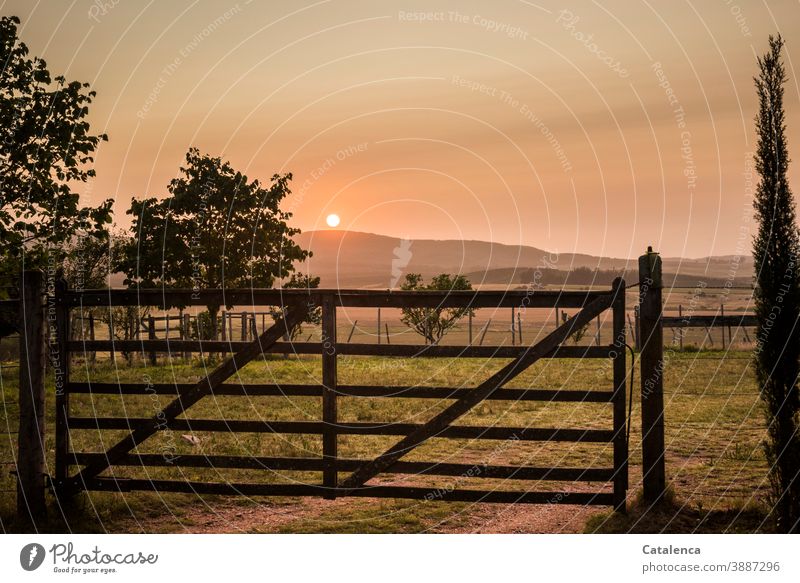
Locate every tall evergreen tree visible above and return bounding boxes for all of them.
[752,34,800,533]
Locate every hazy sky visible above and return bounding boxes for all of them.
[4,0,800,258]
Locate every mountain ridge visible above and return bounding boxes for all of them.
[294,230,753,288]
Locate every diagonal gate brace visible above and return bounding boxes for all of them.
[65,301,308,492]
[338,292,615,494]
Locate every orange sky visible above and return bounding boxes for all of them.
[6,0,800,258]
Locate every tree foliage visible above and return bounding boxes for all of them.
[400,273,474,344]
[120,148,311,336]
[0,15,112,275]
[752,34,800,533]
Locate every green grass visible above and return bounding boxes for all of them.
[0,348,772,533]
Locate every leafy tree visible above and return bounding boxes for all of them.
[752,34,800,533]
[0,15,112,276]
[400,273,474,344]
[120,148,311,337]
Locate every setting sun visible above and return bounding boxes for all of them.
[326,213,340,228]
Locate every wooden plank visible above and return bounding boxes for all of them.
[83,477,614,505]
[70,453,614,481]
[321,294,337,499]
[68,382,614,402]
[65,302,308,492]
[337,291,615,493]
[67,417,614,442]
[660,315,757,327]
[67,340,614,359]
[63,288,608,309]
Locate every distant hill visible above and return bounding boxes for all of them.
[295,230,753,288]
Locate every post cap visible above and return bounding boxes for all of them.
[639,246,662,288]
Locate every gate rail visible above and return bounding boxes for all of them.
[52,281,630,510]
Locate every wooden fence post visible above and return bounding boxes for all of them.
[183,313,191,360]
[88,312,96,365]
[639,246,666,503]
[479,319,491,345]
[322,294,338,499]
[124,312,133,363]
[220,311,227,357]
[16,270,46,521]
[148,315,156,365]
[107,314,115,365]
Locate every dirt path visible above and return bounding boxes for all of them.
[442,502,601,533]
[165,497,604,534]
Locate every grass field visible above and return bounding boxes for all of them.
[0,338,773,533]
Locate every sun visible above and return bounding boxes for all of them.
[326,213,340,228]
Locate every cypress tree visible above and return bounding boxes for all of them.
[752,34,800,533]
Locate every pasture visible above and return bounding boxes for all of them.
[0,338,770,533]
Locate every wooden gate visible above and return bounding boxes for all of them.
[52,279,629,510]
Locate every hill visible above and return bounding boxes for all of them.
[295,230,753,288]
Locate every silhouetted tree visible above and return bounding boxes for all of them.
[120,148,311,338]
[752,34,800,533]
[0,16,112,277]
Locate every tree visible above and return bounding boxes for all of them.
[120,148,311,337]
[752,34,800,533]
[0,16,112,276]
[400,273,474,344]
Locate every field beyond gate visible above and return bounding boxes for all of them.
[50,281,629,511]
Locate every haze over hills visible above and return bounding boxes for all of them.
[295,230,754,288]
